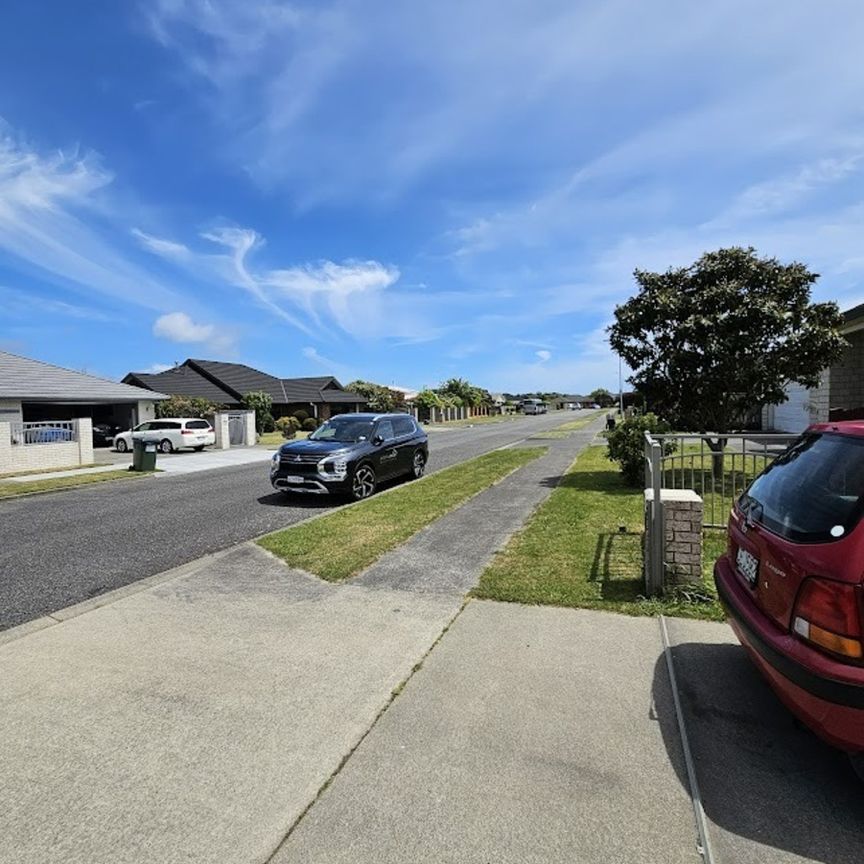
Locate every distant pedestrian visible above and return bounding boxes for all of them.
[606,411,616,431]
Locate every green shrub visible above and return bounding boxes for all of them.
[260,412,276,433]
[606,413,675,486]
[292,409,309,423]
[275,416,301,439]
[302,417,319,432]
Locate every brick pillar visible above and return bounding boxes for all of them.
[662,489,703,587]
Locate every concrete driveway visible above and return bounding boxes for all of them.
[94,445,271,474]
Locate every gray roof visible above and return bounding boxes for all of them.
[124,367,238,405]
[0,351,167,403]
[188,358,286,402]
[124,358,367,406]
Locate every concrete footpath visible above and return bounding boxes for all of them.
[271,601,700,864]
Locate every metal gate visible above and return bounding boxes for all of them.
[228,413,247,446]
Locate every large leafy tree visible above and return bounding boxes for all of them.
[242,391,274,433]
[438,378,491,407]
[346,380,403,412]
[156,395,223,419]
[589,388,615,407]
[609,247,845,465]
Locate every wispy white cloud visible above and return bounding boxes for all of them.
[153,311,235,353]
[131,227,191,260]
[0,285,114,321]
[141,362,173,373]
[535,349,551,362]
[301,345,352,378]
[0,125,183,311]
[135,222,434,341]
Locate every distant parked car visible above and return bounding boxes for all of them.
[715,421,864,777]
[520,399,548,415]
[92,423,122,447]
[114,418,216,454]
[270,412,428,500]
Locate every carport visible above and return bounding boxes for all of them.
[0,351,166,475]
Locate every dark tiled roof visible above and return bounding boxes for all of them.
[123,367,236,404]
[0,350,167,402]
[126,359,368,407]
[279,376,365,404]
[187,359,286,402]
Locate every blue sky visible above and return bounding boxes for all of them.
[1,1,864,394]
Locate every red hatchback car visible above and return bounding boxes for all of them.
[715,421,864,773]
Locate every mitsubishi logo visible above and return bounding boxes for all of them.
[291,454,302,462]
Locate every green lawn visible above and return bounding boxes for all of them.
[659,444,769,526]
[0,469,153,499]
[258,447,545,581]
[473,444,725,621]
[258,430,310,448]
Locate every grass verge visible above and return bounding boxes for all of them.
[258,447,546,581]
[472,444,724,621]
[0,469,153,500]
[0,463,101,480]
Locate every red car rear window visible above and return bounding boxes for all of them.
[740,432,864,543]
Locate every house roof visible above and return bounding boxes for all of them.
[124,359,366,406]
[124,366,237,405]
[187,358,286,402]
[0,350,167,403]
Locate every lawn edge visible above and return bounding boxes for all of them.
[257,446,548,582]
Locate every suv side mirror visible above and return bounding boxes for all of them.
[372,434,384,446]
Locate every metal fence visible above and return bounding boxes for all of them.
[10,420,78,446]
[646,432,798,527]
[643,431,798,594]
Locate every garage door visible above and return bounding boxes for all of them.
[773,383,811,433]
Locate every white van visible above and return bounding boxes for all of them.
[520,399,548,415]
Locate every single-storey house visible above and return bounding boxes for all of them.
[0,350,166,428]
[763,303,864,432]
[0,350,166,473]
[124,358,367,420]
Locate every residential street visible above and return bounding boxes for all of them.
[0,410,586,630]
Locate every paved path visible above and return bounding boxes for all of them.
[0,420,601,864]
[272,602,700,864]
[0,410,587,630]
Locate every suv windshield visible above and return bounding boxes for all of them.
[741,432,864,543]
[310,417,375,443]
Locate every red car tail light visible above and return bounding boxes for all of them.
[792,577,864,660]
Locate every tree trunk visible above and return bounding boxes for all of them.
[705,437,728,479]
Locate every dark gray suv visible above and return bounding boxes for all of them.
[270,413,429,500]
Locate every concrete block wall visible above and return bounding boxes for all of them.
[137,401,157,424]
[0,400,23,423]
[808,371,830,424]
[0,418,93,474]
[830,329,864,411]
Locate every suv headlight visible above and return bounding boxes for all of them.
[270,452,280,473]
[318,457,348,479]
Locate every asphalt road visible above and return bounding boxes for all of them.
[0,410,591,630]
